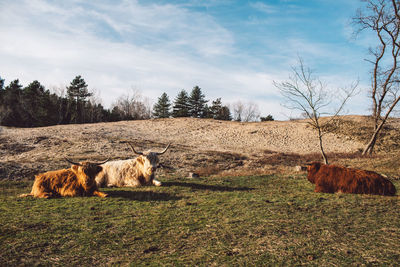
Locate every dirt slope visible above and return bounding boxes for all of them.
[0,116,398,180]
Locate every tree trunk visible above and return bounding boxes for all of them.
[363,132,375,155]
[362,120,383,155]
[318,128,329,164]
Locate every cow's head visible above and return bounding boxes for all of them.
[66,158,109,189]
[306,162,322,184]
[128,142,170,179]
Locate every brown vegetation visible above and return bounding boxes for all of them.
[1,116,399,181]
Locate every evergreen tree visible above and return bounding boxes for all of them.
[110,106,123,121]
[1,80,23,126]
[210,98,222,118]
[189,86,207,118]
[218,106,232,121]
[172,90,190,117]
[46,92,62,125]
[21,81,50,126]
[209,98,231,120]
[0,76,5,109]
[0,76,4,90]
[92,103,107,122]
[260,115,274,121]
[66,75,92,123]
[202,104,213,118]
[153,92,171,118]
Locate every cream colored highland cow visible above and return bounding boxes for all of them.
[95,142,170,188]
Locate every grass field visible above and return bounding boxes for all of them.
[1,175,399,266]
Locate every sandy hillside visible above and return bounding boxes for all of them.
[0,116,398,180]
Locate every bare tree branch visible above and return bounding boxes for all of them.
[354,0,400,154]
[274,57,357,164]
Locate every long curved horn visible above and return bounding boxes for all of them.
[157,143,171,155]
[93,158,110,165]
[127,142,143,155]
[65,157,82,166]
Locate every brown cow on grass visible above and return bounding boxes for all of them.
[95,142,170,188]
[307,162,396,196]
[20,158,109,198]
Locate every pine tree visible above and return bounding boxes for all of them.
[110,106,123,121]
[210,98,222,118]
[189,86,207,118]
[260,115,274,121]
[210,98,231,120]
[172,90,190,117]
[218,106,232,121]
[0,76,5,116]
[202,104,212,118]
[0,76,4,90]
[66,75,92,123]
[152,92,171,118]
[1,80,23,126]
[21,81,47,126]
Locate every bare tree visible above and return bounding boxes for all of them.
[49,85,66,97]
[232,101,244,121]
[88,88,103,106]
[354,0,400,155]
[231,101,261,122]
[274,58,357,164]
[112,89,151,120]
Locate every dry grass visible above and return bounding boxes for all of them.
[0,116,399,180]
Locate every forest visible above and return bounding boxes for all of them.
[0,75,262,128]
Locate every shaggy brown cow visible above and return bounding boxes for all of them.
[20,158,109,198]
[307,162,396,196]
[95,142,170,188]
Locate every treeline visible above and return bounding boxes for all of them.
[1,75,259,128]
[0,76,126,127]
[152,86,231,120]
[153,87,275,122]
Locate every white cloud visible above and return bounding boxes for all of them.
[250,2,278,14]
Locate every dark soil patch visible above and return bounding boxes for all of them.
[0,138,35,156]
[0,161,43,180]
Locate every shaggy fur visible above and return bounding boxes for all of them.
[20,162,107,198]
[95,153,161,187]
[307,162,396,196]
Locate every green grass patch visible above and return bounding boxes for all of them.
[1,175,399,266]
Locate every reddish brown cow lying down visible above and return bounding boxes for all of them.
[20,158,109,198]
[307,162,396,196]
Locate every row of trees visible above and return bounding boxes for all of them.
[0,76,270,127]
[0,76,152,127]
[152,86,231,120]
[152,86,273,122]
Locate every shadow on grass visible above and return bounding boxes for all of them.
[163,181,254,192]
[106,190,182,201]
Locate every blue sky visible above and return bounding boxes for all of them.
[0,0,373,120]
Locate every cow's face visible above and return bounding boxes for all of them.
[306,162,321,184]
[138,152,160,178]
[71,162,103,189]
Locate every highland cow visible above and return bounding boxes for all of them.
[95,142,170,188]
[307,162,396,196]
[20,158,109,198]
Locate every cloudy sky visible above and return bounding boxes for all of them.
[0,0,374,120]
